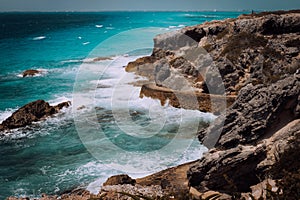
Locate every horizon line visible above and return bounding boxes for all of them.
[0,9,292,13]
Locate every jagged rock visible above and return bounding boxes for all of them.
[199,74,299,149]
[125,56,156,73]
[140,83,236,114]
[154,59,171,86]
[188,144,267,193]
[22,69,40,77]
[0,100,70,131]
[188,119,300,194]
[184,11,300,196]
[103,174,136,186]
[126,11,300,97]
[54,101,71,111]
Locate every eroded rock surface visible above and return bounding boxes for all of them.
[126,11,300,112]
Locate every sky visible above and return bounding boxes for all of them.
[0,0,299,12]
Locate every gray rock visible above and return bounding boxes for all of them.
[154,59,171,86]
[188,119,300,194]
[199,75,300,149]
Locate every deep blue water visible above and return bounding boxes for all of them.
[0,11,247,198]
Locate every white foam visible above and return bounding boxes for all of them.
[85,139,208,194]
[95,25,103,28]
[61,59,83,64]
[82,42,90,45]
[169,25,177,29]
[0,108,16,123]
[48,95,72,107]
[32,36,46,41]
[168,25,186,30]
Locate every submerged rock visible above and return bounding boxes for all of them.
[0,100,71,131]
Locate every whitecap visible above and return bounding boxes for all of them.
[32,36,46,41]
[95,25,103,28]
[0,108,17,123]
[169,25,177,29]
[48,95,72,107]
[61,59,83,64]
[82,42,90,45]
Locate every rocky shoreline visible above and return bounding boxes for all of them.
[100,10,300,200]
[7,10,300,199]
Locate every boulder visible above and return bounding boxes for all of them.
[22,69,40,77]
[103,174,136,186]
[0,100,71,131]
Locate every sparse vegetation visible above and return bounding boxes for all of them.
[203,44,213,52]
[285,38,300,48]
[270,133,300,200]
[221,32,268,63]
[216,28,229,40]
[261,47,284,60]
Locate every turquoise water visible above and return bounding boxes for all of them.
[0,11,247,198]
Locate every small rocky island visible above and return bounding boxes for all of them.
[8,10,300,200]
[0,100,70,132]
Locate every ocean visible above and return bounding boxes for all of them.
[0,11,247,198]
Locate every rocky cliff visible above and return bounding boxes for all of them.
[125,10,300,199]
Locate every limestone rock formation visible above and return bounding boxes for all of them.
[188,119,300,195]
[199,74,300,149]
[126,10,300,98]
[185,10,300,195]
[124,10,300,197]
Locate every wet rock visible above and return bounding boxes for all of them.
[22,69,40,77]
[0,100,71,131]
[54,101,71,111]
